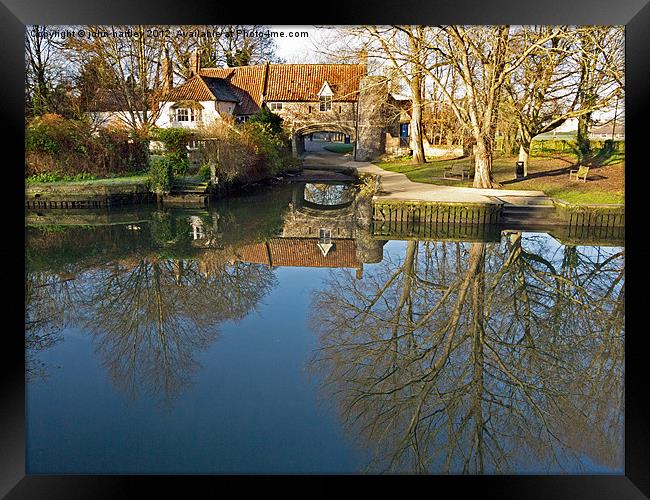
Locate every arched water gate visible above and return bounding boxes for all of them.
[291,123,356,157]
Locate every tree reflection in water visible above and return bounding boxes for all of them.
[309,233,624,473]
[25,219,277,403]
[79,257,275,403]
[25,269,82,381]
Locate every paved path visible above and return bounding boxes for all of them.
[301,149,552,206]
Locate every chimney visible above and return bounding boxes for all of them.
[162,47,173,92]
[260,61,270,106]
[189,48,201,77]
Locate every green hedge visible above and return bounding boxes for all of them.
[148,156,174,194]
[531,138,625,153]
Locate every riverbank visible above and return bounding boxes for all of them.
[25,148,625,231]
[302,147,625,228]
[374,152,624,205]
[24,171,300,209]
[25,176,153,209]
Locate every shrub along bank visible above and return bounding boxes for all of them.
[196,109,300,188]
[26,107,301,199]
[25,113,148,178]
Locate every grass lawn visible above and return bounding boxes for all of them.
[323,143,354,154]
[31,175,150,187]
[26,175,151,197]
[375,148,624,205]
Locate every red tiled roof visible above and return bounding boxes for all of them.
[264,64,365,102]
[236,238,360,268]
[199,65,266,115]
[160,75,239,103]
[199,63,366,115]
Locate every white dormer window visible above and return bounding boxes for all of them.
[319,96,332,112]
[176,108,195,122]
[318,81,334,112]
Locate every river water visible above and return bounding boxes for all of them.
[25,183,624,474]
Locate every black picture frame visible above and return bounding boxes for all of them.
[3,1,648,496]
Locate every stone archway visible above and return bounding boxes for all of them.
[291,123,356,157]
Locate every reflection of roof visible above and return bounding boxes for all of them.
[237,237,359,268]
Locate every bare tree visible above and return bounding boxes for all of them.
[418,26,566,187]
[574,26,624,157]
[168,25,282,79]
[25,25,74,116]
[65,25,168,134]
[505,26,624,173]
[325,26,432,164]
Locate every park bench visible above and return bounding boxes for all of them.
[569,166,590,182]
[443,163,471,180]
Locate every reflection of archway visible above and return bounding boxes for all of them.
[292,123,356,156]
[292,181,356,211]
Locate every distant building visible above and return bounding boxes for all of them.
[589,121,625,140]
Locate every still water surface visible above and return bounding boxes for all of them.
[25,184,624,474]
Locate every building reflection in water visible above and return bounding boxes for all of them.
[24,182,382,398]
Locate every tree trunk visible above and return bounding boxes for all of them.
[409,76,426,164]
[577,113,591,162]
[473,138,498,188]
[470,241,486,473]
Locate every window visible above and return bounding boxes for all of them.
[269,102,283,111]
[176,108,196,122]
[319,96,332,112]
[236,115,250,124]
[319,228,331,244]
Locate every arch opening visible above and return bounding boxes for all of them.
[292,124,356,157]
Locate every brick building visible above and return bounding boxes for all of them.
[153,53,404,161]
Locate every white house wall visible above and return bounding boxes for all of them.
[155,100,235,129]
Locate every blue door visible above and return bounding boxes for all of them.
[400,124,409,146]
